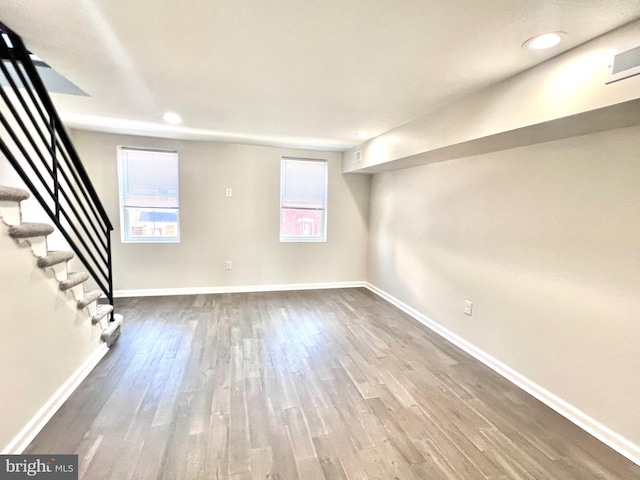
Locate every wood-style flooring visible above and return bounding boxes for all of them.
[26,288,640,479]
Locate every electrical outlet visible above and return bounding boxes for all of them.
[225,188,232,197]
[464,300,473,316]
[225,261,232,270]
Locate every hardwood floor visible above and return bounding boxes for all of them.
[26,288,640,479]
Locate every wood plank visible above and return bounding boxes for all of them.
[284,407,316,461]
[250,447,273,480]
[312,434,349,480]
[23,289,640,480]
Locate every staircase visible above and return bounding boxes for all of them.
[0,21,121,346]
[0,21,123,454]
[0,185,122,346]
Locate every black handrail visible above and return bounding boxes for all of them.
[0,23,114,320]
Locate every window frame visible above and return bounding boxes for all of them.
[117,146,181,244]
[279,157,328,243]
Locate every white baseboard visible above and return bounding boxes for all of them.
[114,281,367,298]
[2,344,109,454]
[364,282,640,467]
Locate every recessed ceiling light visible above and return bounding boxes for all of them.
[356,132,370,139]
[162,112,182,124]
[523,32,565,50]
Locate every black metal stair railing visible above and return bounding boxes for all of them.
[0,22,114,319]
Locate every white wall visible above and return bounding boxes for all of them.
[0,116,68,250]
[0,99,104,454]
[0,222,105,453]
[69,130,370,293]
[367,124,640,451]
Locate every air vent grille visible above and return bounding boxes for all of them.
[607,42,640,84]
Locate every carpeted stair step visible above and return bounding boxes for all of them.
[101,313,123,347]
[7,222,54,239]
[78,290,101,310]
[37,250,75,268]
[59,272,89,291]
[92,304,114,324]
[0,186,30,202]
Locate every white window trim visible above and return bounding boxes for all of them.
[117,146,181,244]
[279,157,328,243]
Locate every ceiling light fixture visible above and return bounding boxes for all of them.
[162,112,182,124]
[523,32,564,50]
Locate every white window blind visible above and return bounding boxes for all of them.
[120,148,179,208]
[118,147,180,243]
[280,158,328,242]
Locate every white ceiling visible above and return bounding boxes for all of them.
[2,1,640,151]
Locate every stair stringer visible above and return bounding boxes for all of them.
[0,224,108,454]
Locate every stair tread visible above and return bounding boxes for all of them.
[59,272,89,291]
[8,222,54,239]
[37,250,75,268]
[78,290,101,310]
[101,315,123,347]
[92,304,114,324]
[0,186,30,202]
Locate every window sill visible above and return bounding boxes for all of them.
[279,237,327,243]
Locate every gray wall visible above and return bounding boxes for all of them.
[70,130,370,293]
[367,124,640,446]
[343,19,640,172]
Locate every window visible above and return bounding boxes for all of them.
[280,157,328,242]
[117,147,180,243]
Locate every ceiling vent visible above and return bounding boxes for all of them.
[353,150,362,163]
[606,41,640,84]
